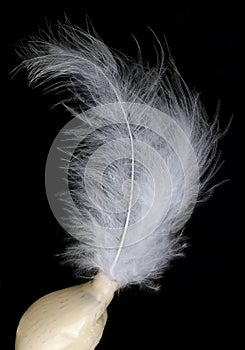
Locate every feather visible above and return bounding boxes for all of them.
[19,23,222,289]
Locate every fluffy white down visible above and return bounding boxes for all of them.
[20,24,222,289]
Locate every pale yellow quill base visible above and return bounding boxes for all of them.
[15,272,118,350]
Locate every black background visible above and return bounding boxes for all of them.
[2,1,241,349]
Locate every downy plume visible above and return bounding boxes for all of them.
[18,23,222,289]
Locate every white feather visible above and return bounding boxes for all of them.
[19,23,222,289]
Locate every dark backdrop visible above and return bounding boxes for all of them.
[2,2,241,349]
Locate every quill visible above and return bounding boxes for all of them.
[15,23,222,349]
